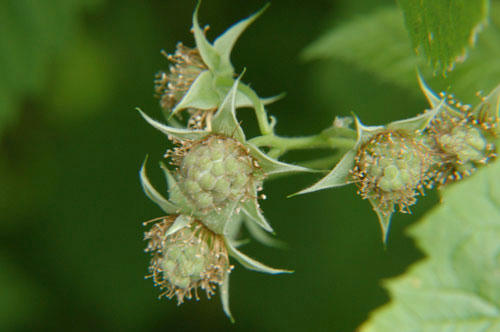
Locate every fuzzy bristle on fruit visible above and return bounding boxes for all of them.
[427,108,497,187]
[352,130,433,216]
[154,43,207,112]
[144,216,232,304]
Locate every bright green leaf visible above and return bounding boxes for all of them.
[303,4,500,101]
[359,156,500,331]
[398,0,489,74]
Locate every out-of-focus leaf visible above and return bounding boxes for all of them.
[359,155,500,331]
[0,0,97,136]
[303,4,500,103]
[303,8,421,89]
[398,0,489,74]
[0,254,45,331]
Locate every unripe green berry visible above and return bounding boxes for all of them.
[428,110,496,186]
[353,130,431,215]
[177,135,262,212]
[144,216,231,304]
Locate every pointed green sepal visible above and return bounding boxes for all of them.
[225,238,292,274]
[234,90,285,109]
[202,200,239,235]
[165,215,192,237]
[368,197,393,245]
[159,162,193,214]
[293,149,356,195]
[171,70,220,114]
[213,4,269,72]
[220,272,234,323]
[387,106,441,132]
[211,75,246,142]
[417,73,442,109]
[140,157,179,214]
[192,2,222,72]
[137,108,209,141]
[247,143,312,175]
[472,84,500,133]
[244,216,287,249]
[240,196,274,233]
[354,115,384,145]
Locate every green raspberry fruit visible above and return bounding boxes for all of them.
[144,216,230,304]
[353,130,431,215]
[178,135,262,211]
[428,111,496,186]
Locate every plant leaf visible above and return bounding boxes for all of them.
[398,0,489,74]
[303,5,500,100]
[302,8,421,89]
[359,156,500,331]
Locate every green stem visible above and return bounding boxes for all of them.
[237,83,273,135]
[249,131,355,155]
[298,153,345,170]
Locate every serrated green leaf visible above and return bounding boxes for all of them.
[139,158,178,214]
[398,0,489,74]
[359,157,500,331]
[303,5,500,101]
[172,70,220,114]
[302,8,421,89]
[225,238,292,274]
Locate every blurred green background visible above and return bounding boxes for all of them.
[0,0,438,331]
